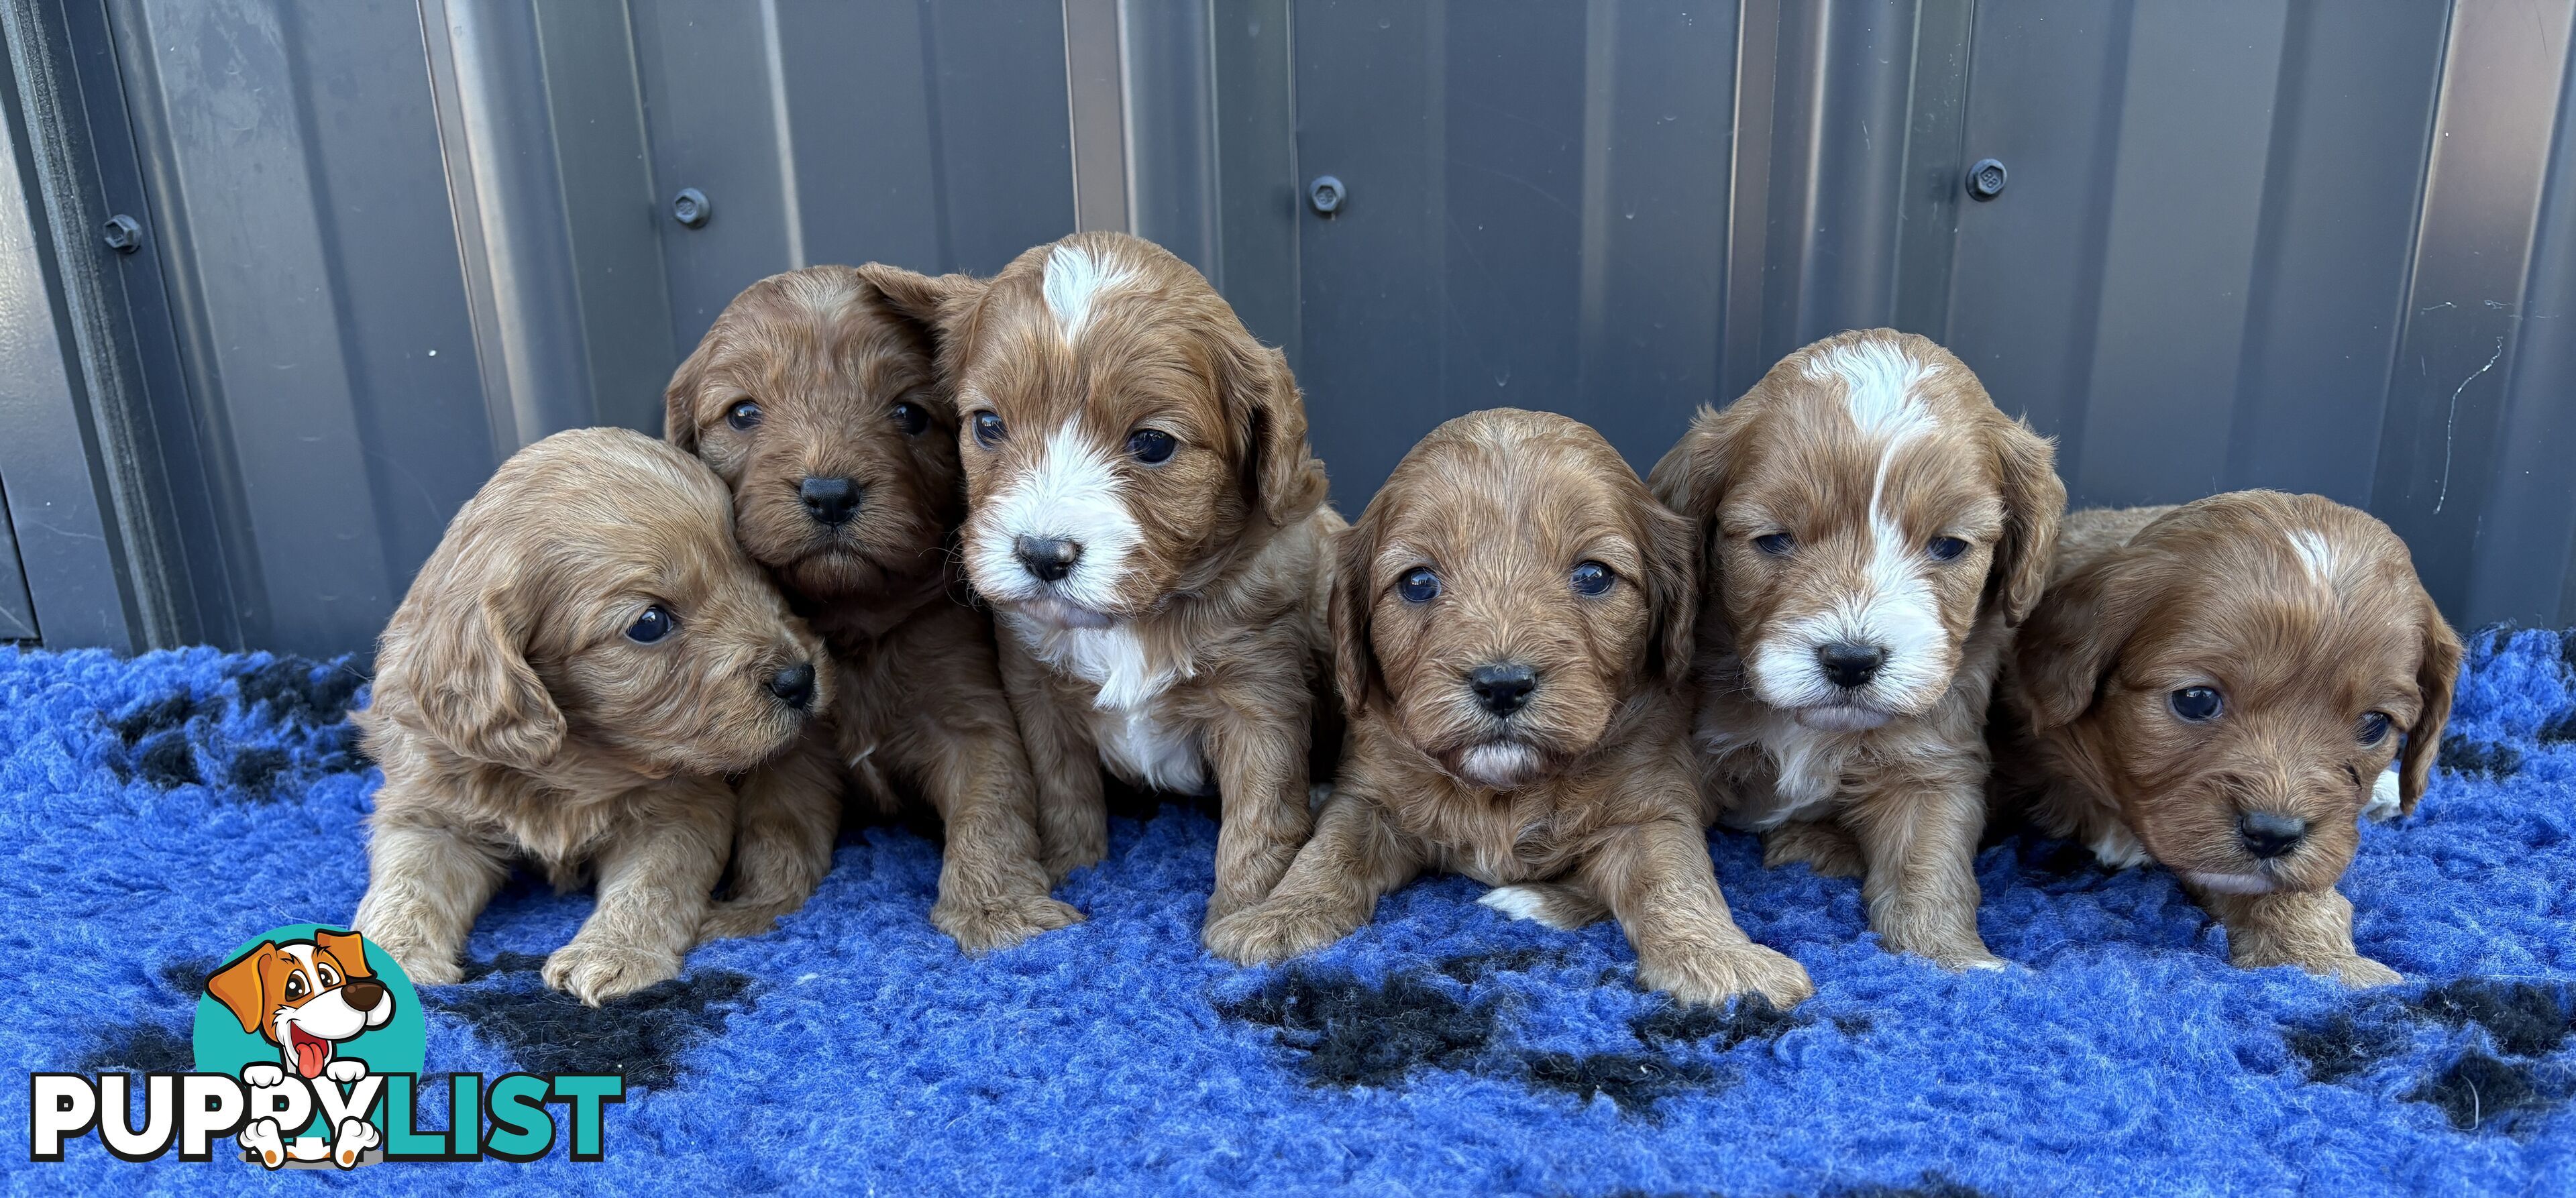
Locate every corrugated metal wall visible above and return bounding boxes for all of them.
[2,0,2570,658]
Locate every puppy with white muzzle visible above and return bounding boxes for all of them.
[1650,329,2064,969]
[901,231,1343,937]
[1208,410,1813,1010]
[353,428,828,1005]
[1994,492,2461,985]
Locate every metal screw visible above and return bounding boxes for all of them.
[101,214,142,254]
[1307,174,1344,216]
[1966,158,2008,201]
[671,187,711,228]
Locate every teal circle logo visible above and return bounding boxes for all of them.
[191,924,426,1162]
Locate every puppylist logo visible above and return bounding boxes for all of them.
[30,924,625,1168]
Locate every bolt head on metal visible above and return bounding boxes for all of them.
[1966,158,2007,201]
[671,187,710,228]
[101,214,142,254]
[1307,175,1344,215]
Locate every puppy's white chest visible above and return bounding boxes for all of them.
[1700,702,1850,830]
[1021,620,1210,795]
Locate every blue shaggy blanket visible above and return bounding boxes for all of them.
[3,628,2573,1195]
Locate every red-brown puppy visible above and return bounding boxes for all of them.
[1650,329,2063,969]
[1209,410,1813,1010]
[354,428,826,1005]
[668,264,1079,952]
[890,231,1342,939]
[1994,492,2461,985]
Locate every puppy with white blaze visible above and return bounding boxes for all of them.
[1650,329,2064,969]
[904,231,1344,938]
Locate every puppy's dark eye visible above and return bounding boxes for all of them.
[726,400,763,431]
[1754,533,1794,556]
[1927,537,1970,561]
[2358,711,2394,746]
[1127,428,1176,464]
[2169,686,2223,722]
[627,605,676,644]
[1397,569,1441,604]
[315,963,339,986]
[971,411,1005,447]
[284,974,306,1001]
[891,402,930,436]
[1570,561,1614,596]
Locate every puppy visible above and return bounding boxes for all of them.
[1208,410,1813,1009]
[205,929,392,1166]
[353,427,827,1005]
[668,265,1079,952]
[897,231,1342,936]
[1994,492,2461,985]
[1648,329,2063,969]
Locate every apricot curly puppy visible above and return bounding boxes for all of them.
[1208,410,1813,1010]
[668,265,1079,953]
[1994,492,2461,987]
[908,232,1343,938]
[1650,329,2063,969]
[353,428,827,1005]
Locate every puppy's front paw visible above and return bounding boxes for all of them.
[331,1117,379,1168]
[542,941,681,1006]
[240,1063,286,1089]
[323,1058,368,1085]
[363,930,462,987]
[1040,824,1108,884]
[1203,902,1355,965]
[2324,955,2404,989]
[932,893,1085,955]
[1761,821,1866,878]
[239,1117,286,1169]
[1638,941,1816,1010]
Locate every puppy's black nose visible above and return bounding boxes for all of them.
[799,476,861,527]
[341,979,386,1010]
[768,662,816,710]
[1468,663,1538,716]
[1015,535,1082,583]
[2239,811,2307,859]
[1817,642,1886,690]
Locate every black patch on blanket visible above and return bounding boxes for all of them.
[2537,708,2576,747]
[108,691,209,746]
[2438,735,2522,781]
[1517,1050,1727,1111]
[1437,948,1559,983]
[131,730,201,788]
[1599,1171,1994,1198]
[1220,969,1498,1088]
[80,1021,197,1075]
[229,656,367,728]
[2407,979,2576,1057]
[2286,1012,2414,1085]
[433,955,758,1090]
[1630,995,1802,1050]
[2404,1050,2559,1132]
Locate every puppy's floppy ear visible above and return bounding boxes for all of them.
[663,328,718,454]
[1330,515,1381,718]
[853,263,975,353]
[1640,496,1701,690]
[2011,549,2156,732]
[1222,337,1329,527]
[1646,404,1734,533]
[2398,598,2463,814]
[206,944,278,1037]
[313,928,372,979]
[388,574,564,769]
[1988,415,2065,627]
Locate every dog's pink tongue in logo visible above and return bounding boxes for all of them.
[290,1026,330,1078]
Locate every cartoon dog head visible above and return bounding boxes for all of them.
[206,930,395,1079]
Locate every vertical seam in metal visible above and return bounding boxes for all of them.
[757,0,804,268]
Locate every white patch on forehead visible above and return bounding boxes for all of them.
[1042,244,1135,345]
[1807,338,1940,443]
[2288,528,2343,588]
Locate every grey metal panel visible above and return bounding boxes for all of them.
[1208,0,1300,357]
[2373,0,2576,627]
[0,486,33,640]
[633,0,1076,347]
[1291,0,1743,509]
